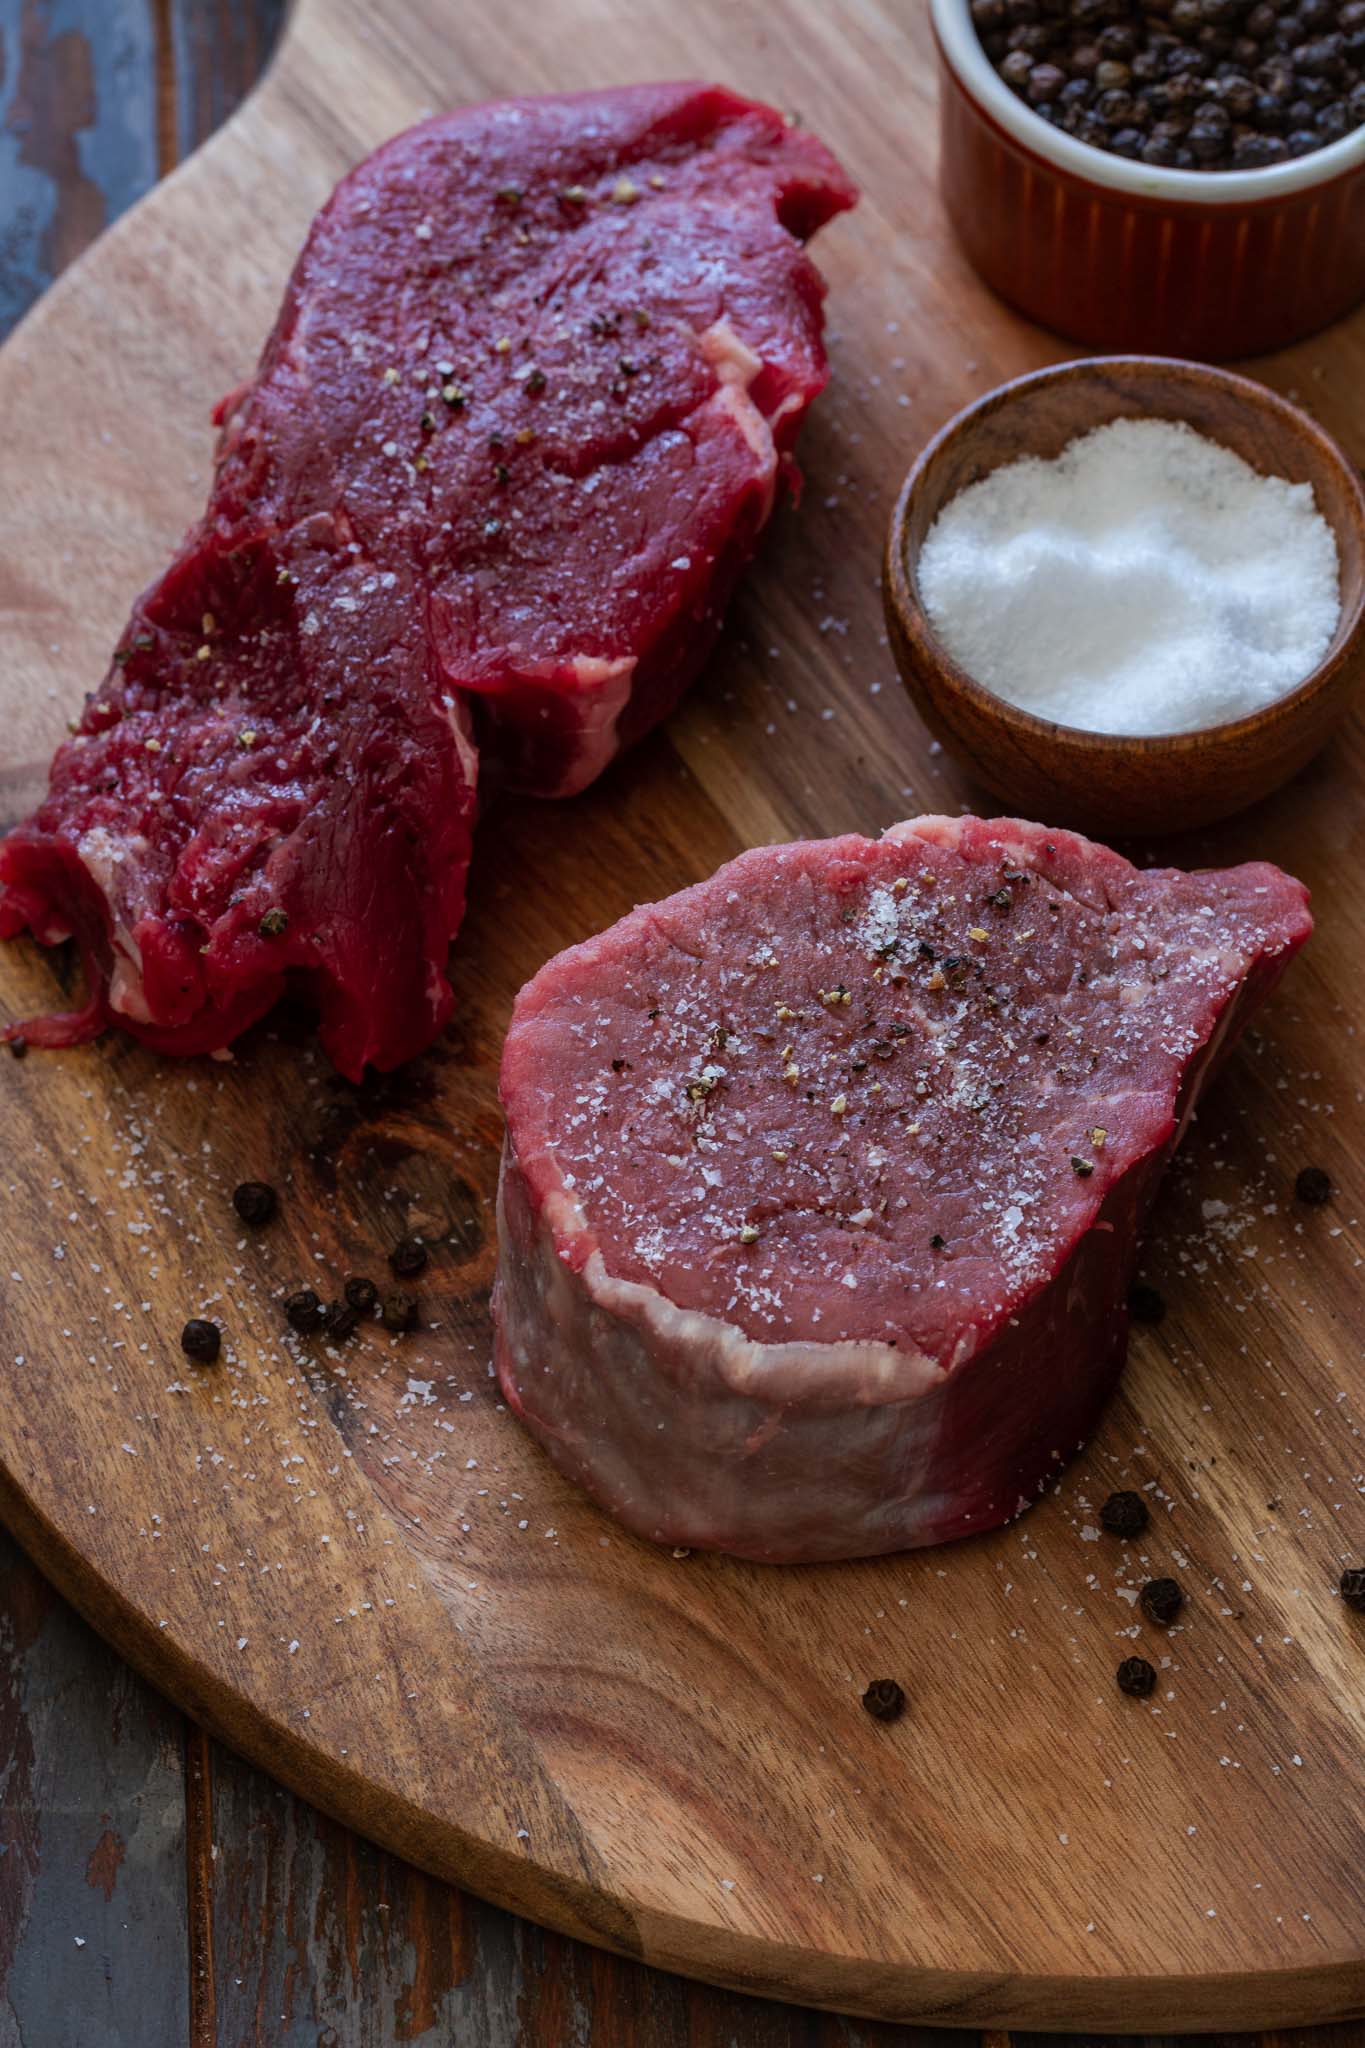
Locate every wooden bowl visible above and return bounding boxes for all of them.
[932,0,1365,360]
[884,356,1365,838]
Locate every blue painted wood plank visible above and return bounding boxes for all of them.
[0,0,160,338]
[0,1526,190,2046]
[0,0,289,341]
[169,0,287,169]
[207,1735,951,2047]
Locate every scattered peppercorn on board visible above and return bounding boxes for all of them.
[2,0,1365,2031]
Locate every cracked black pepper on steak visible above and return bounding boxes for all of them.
[972,0,1365,172]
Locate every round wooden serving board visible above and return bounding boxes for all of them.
[3,0,1365,2030]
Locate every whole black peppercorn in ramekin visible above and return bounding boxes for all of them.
[1340,1566,1365,1612]
[181,1317,221,1365]
[968,0,1365,176]
[1101,1489,1149,1538]
[321,1299,360,1342]
[861,1678,907,1723]
[931,0,1365,356]
[232,1180,277,1227]
[285,1287,324,1335]
[390,1236,429,1278]
[1117,1655,1157,1698]
[1128,1281,1167,1325]
[1140,1576,1185,1626]
[382,1289,420,1333]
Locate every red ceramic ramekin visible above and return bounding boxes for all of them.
[933,0,1365,360]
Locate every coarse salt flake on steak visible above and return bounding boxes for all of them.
[1,84,854,1077]
[493,815,1311,1561]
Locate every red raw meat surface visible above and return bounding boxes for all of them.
[1,84,855,1077]
[494,815,1312,1561]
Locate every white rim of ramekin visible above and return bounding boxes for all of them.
[932,0,1365,204]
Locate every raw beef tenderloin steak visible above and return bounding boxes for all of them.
[1,84,854,1076]
[0,539,478,1077]
[494,815,1311,1561]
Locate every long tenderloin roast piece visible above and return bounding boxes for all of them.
[0,84,855,1077]
[494,815,1311,1561]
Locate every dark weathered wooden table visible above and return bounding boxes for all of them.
[0,5,1360,2044]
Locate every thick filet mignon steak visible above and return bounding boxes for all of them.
[494,815,1312,1561]
[1,85,854,1076]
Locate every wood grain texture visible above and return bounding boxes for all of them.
[0,1528,190,2046]
[2,0,1365,2032]
[210,1736,947,2045]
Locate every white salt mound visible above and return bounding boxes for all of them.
[917,417,1341,736]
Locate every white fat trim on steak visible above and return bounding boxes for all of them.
[556,655,637,796]
[495,654,638,801]
[884,813,1027,865]
[697,317,780,519]
[78,825,153,1023]
[497,1146,978,1558]
[440,692,481,796]
[533,1172,951,1406]
[486,318,778,802]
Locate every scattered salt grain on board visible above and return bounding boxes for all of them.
[917,418,1340,735]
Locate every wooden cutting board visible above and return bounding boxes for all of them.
[3,0,1365,2029]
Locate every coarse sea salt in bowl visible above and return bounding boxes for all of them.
[884,356,1365,837]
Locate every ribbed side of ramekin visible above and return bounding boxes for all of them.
[937,32,1365,358]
